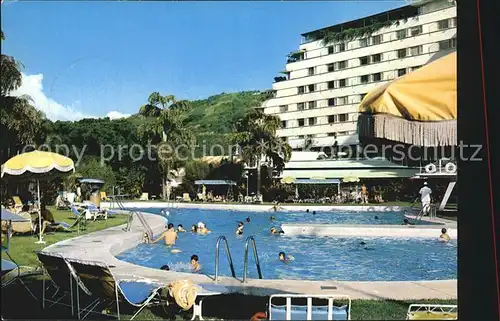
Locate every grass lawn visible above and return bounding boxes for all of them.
[4,206,129,267]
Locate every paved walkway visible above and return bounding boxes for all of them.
[43,211,457,300]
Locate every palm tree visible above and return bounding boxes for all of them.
[233,108,292,197]
[1,30,45,163]
[137,92,192,199]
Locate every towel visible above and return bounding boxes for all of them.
[168,279,199,310]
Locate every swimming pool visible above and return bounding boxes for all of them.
[116,208,456,282]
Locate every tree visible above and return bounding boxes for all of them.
[137,92,193,199]
[232,108,292,197]
[0,31,45,163]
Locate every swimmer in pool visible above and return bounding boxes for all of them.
[312,211,316,215]
[177,224,186,232]
[270,215,276,221]
[439,228,451,242]
[374,216,379,220]
[161,209,170,216]
[270,227,285,235]
[306,209,310,213]
[402,218,414,225]
[197,222,211,234]
[246,217,251,223]
[160,265,170,271]
[190,254,202,272]
[152,223,177,246]
[191,224,198,233]
[236,222,244,235]
[278,251,294,263]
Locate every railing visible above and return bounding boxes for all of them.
[214,236,236,282]
[114,194,154,240]
[243,236,263,283]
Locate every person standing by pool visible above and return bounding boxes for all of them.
[361,184,368,204]
[419,182,432,216]
[439,228,451,242]
[152,223,178,246]
[190,255,202,272]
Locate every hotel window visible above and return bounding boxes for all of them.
[327,81,335,89]
[372,72,382,82]
[437,19,449,30]
[397,48,407,58]
[359,38,368,48]
[308,67,315,76]
[338,114,349,122]
[327,63,335,72]
[281,121,287,128]
[308,101,316,109]
[371,53,381,63]
[279,105,288,113]
[336,43,346,52]
[411,65,422,72]
[410,26,422,36]
[396,29,406,40]
[398,68,407,77]
[328,98,335,106]
[298,135,305,139]
[360,56,369,66]
[328,132,336,136]
[410,45,422,56]
[297,102,305,111]
[439,38,456,50]
[308,84,315,92]
[298,119,305,127]
[308,117,316,126]
[327,46,334,54]
[336,96,348,105]
[338,79,347,88]
[360,75,369,84]
[328,115,336,124]
[372,35,381,45]
[338,60,348,70]
[297,86,305,94]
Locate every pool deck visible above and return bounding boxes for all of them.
[43,210,457,301]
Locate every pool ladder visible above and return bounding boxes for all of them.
[214,235,263,283]
[116,195,154,241]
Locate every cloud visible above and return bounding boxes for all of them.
[106,111,131,120]
[11,73,97,121]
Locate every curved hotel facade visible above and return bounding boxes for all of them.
[259,0,457,180]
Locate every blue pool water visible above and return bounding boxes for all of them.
[116,208,456,281]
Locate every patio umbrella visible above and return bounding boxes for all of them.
[1,151,75,244]
[280,176,296,184]
[342,176,360,183]
[1,208,30,222]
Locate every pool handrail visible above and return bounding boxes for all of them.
[214,236,236,281]
[243,236,263,283]
[116,195,154,241]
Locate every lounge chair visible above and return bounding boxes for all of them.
[100,192,111,201]
[183,193,191,202]
[35,251,90,315]
[11,196,24,213]
[268,294,351,320]
[85,203,108,220]
[139,193,149,201]
[1,211,35,235]
[406,304,457,320]
[69,206,88,232]
[65,258,166,320]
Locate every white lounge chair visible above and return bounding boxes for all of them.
[268,294,351,320]
[406,304,457,320]
[65,258,166,320]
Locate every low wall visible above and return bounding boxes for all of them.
[281,223,457,239]
[101,201,406,213]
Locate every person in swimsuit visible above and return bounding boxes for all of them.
[278,251,294,263]
[190,255,202,272]
[152,223,178,246]
[177,224,186,232]
[439,228,451,242]
[236,222,244,235]
[270,227,284,235]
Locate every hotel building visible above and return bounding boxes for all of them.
[260,0,457,153]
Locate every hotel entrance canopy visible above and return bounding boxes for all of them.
[358,52,456,147]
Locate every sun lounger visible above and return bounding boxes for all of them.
[2,211,35,235]
[406,304,457,320]
[100,192,111,201]
[1,257,41,299]
[183,193,192,202]
[85,203,108,220]
[11,196,24,213]
[139,193,149,201]
[268,294,351,320]
[65,258,166,320]
[190,283,229,320]
[35,251,90,316]
[69,206,88,232]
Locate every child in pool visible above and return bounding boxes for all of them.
[236,222,244,235]
[190,254,202,272]
[270,227,284,235]
[439,228,451,242]
[278,251,294,263]
[177,224,186,232]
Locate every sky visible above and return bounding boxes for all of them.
[2,0,407,121]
